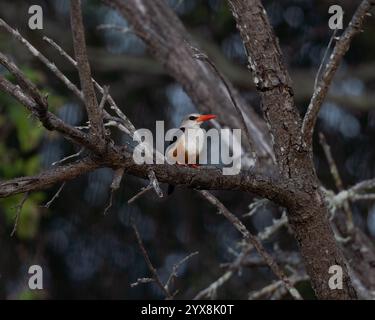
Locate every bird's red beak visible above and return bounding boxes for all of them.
[197,114,216,122]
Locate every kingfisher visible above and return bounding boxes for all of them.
[166,113,216,194]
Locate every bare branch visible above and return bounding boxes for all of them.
[70,0,105,145]
[10,192,29,237]
[130,277,155,287]
[198,190,302,300]
[319,133,353,231]
[192,47,257,160]
[52,148,84,166]
[0,158,100,198]
[103,167,125,215]
[43,182,66,209]
[194,270,233,300]
[131,221,173,299]
[314,29,338,91]
[43,36,136,135]
[97,24,131,34]
[128,185,154,204]
[249,272,308,300]
[301,0,374,148]
[164,251,199,293]
[0,18,82,99]
[194,211,288,299]
[0,73,98,152]
[147,170,163,198]
[0,147,287,218]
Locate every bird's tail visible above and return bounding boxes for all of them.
[167,184,175,195]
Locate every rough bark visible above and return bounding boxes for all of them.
[227,0,357,299]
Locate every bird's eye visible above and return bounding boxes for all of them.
[189,116,197,120]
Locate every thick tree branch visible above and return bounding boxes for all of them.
[227,0,357,299]
[301,0,374,148]
[227,0,301,178]
[0,158,99,198]
[0,146,286,204]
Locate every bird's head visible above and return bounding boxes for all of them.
[180,113,216,128]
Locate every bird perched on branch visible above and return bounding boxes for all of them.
[166,113,216,194]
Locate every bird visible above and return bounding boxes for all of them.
[166,113,216,194]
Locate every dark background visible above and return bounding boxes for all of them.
[0,0,374,299]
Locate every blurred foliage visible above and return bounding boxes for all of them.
[0,67,65,239]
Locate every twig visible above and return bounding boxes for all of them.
[131,221,173,299]
[127,169,165,204]
[242,198,269,218]
[0,18,128,145]
[148,170,163,198]
[351,178,375,193]
[130,277,155,287]
[198,191,302,300]
[128,184,154,204]
[164,251,199,292]
[52,148,84,166]
[192,47,257,160]
[98,86,109,110]
[103,167,125,215]
[0,18,82,99]
[43,36,136,135]
[249,272,308,300]
[0,52,48,109]
[301,0,374,148]
[43,182,66,209]
[0,56,100,152]
[319,133,353,231]
[314,29,338,91]
[194,210,288,299]
[97,24,131,34]
[10,192,29,236]
[194,270,233,300]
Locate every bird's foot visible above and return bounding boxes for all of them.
[176,163,200,168]
[188,164,200,168]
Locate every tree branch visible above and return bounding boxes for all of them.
[227,0,302,178]
[0,73,98,152]
[301,0,374,148]
[70,0,105,146]
[42,36,136,135]
[194,210,288,299]
[0,145,287,206]
[0,157,99,198]
[198,190,302,300]
[227,0,358,299]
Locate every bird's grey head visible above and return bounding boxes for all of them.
[179,113,216,128]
